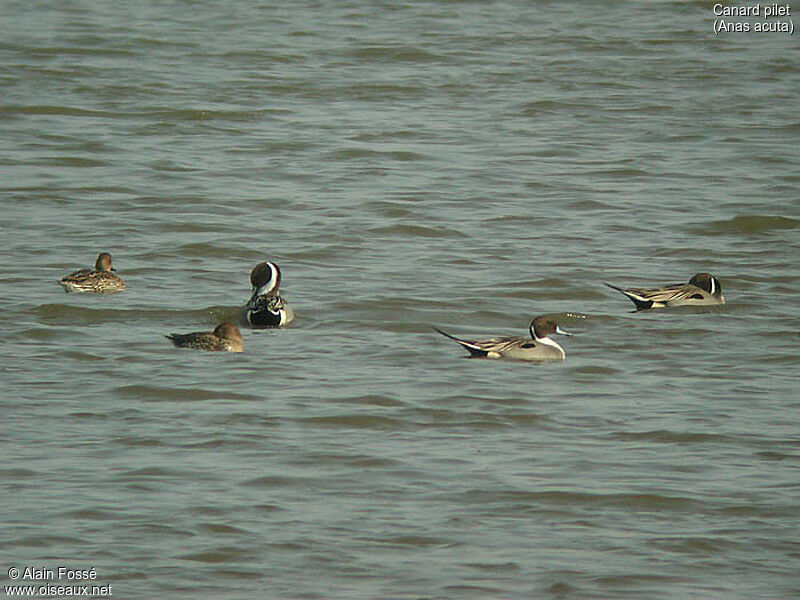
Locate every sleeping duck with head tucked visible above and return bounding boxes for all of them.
[242,261,294,328]
[166,322,244,352]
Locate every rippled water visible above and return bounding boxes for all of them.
[2,1,799,599]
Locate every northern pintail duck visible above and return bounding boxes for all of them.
[243,261,294,328]
[166,322,243,352]
[434,316,571,361]
[605,272,725,310]
[59,252,126,294]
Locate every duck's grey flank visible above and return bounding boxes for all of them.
[605,272,725,310]
[58,252,126,294]
[434,316,571,361]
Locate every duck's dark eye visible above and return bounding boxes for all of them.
[690,294,704,300]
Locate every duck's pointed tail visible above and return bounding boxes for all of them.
[433,326,462,342]
[433,326,488,357]
[604,283,652,310]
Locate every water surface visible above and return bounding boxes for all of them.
[2,1,799,599]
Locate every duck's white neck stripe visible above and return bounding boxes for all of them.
[254,263,280,297]
[255,283,277,297]
[537,335,566,359]
[710,277,716,295]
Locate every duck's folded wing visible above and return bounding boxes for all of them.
[471,336,526,352]
[166,332,206,346]
[636,284,702,304]
[60,268,93,282]
[607,282,690,308]
[434,328,522,356]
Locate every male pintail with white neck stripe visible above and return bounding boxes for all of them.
[605,273,725,311]
[243,261,294,327]
[434,316,571,361]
